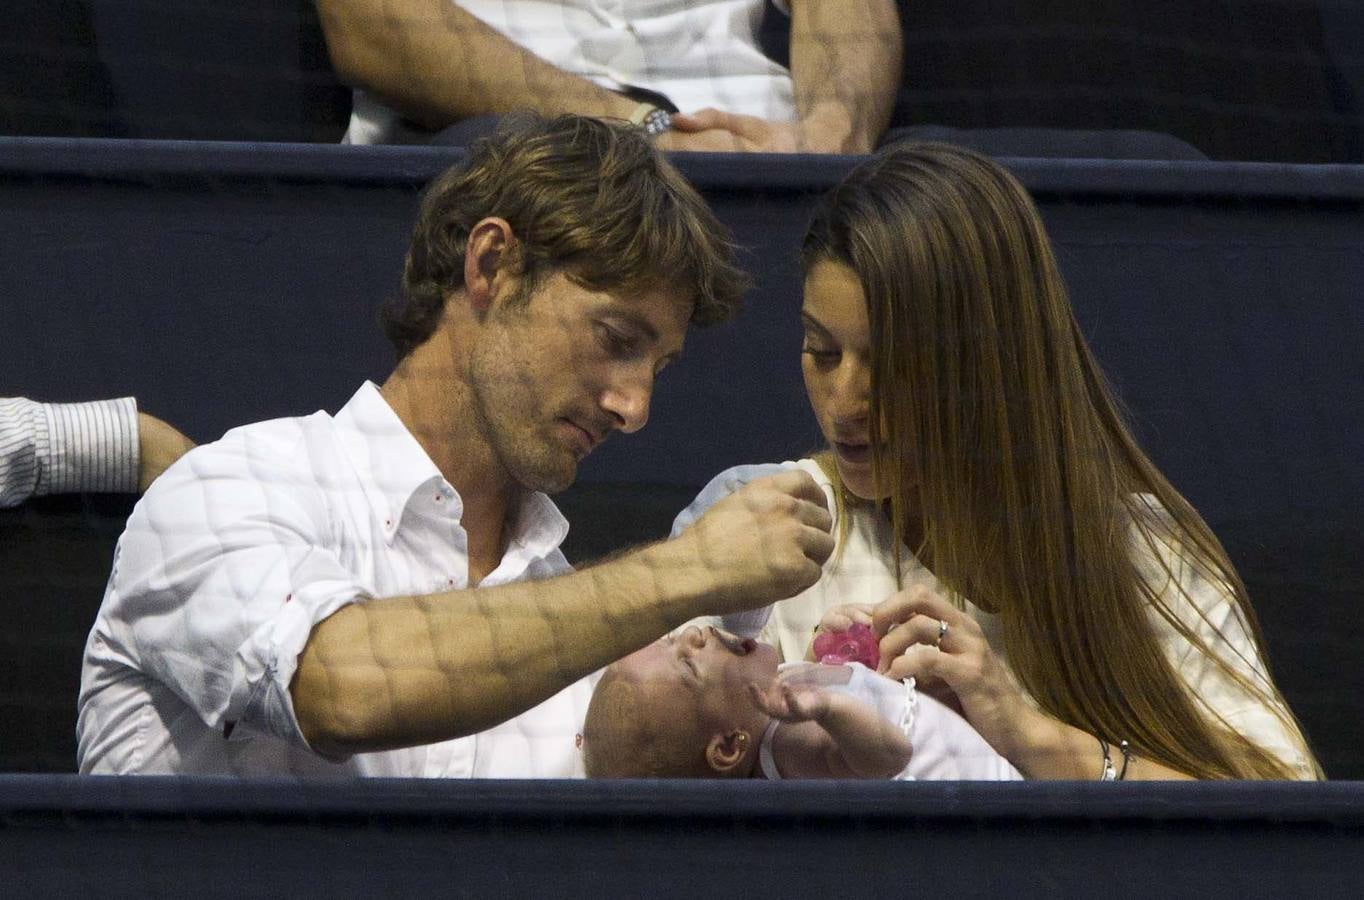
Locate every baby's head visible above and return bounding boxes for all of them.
[582,625,779,778]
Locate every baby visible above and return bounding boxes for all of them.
[582,624,1022,780]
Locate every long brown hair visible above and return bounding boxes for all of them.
[802,142,1319,779]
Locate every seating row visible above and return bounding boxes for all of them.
[2,778,1363,893]
[0,139,1360,776]
[4,1,1364,161]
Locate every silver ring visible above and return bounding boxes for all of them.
[935,619,949,648]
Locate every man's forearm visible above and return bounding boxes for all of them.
[316,0,640,130]
[292,538,710,756]
[294,467,834,756]
[789,0,903,153]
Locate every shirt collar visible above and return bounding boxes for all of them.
[508,489,571,560]
[333,381,570,557]
[333,381,444,541]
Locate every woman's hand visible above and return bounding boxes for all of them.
[872,585,1039,762]
[804,603,875,661]
[816,602,875,633]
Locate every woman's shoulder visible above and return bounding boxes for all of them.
[1123,494,1259,667]
[1124,495,1225,599]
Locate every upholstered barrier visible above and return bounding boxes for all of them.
[1,139,1360,776]
[1,777,1362,894]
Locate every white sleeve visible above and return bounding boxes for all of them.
[97,426,370,754]
[0,397,42,507]
[0,396,139,507]
[1136,525,1316,779]
[902,691,1024,782]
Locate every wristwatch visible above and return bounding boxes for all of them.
[628,102,673,137]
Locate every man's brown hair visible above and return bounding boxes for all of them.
[384,112,748,358]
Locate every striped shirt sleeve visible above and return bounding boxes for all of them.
[0,397,139,507]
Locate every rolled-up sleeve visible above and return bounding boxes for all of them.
[101,428,369,751]
[0,397,42,507]
[1,396,140,507]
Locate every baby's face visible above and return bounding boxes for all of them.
[613,625,779,727]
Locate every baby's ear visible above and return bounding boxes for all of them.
[705,729,752,774]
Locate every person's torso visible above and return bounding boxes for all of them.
[345,0,794,144]
[78,400,591,778]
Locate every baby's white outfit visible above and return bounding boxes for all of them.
[759,662,1023,781]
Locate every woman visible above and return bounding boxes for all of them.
[676,142,1319,780]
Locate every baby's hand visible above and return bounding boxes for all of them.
[747,679,830,723]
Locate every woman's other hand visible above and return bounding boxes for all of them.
[804,603,875,661]
[872,585,1039,761]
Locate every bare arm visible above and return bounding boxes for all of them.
[295,542,701,755]
[751,679,912,779]
[667,0,902,154]
[294,470,834,757]
[315,0,640,130]
[789,0,903,153]
[1005,712,1195,781]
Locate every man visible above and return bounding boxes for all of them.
[77,113,835,776]
[317,0,902,153]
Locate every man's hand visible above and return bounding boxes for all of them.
[136,412,195,492]
[666,108,858,154]
[670,470,834,615]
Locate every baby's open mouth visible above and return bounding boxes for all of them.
[711,627,755,655]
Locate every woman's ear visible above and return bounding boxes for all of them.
[462,217,515,315]
[705,729,752,774]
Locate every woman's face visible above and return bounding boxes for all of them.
[800,259,888,501]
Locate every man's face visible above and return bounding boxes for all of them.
[467,271,691,493]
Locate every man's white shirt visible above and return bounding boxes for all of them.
[78,381,594,777]
[344,0,795,144]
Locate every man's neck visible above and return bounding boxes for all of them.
[379,339,515,584]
